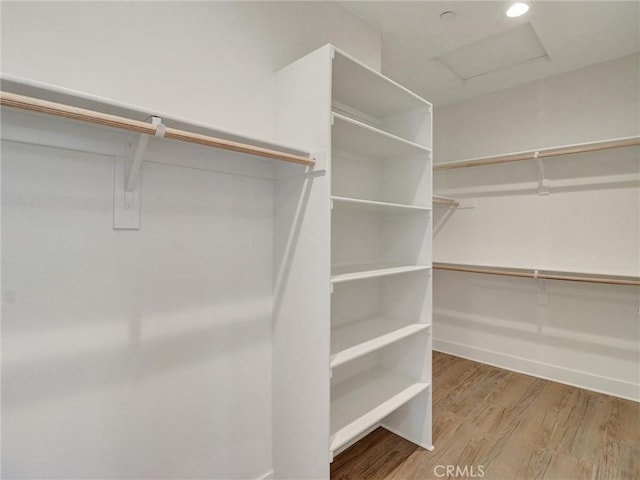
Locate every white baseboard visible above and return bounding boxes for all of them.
[433,338,640,402]
[256,469,274,480]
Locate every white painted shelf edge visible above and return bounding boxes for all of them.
[330,367,429,453]
[331,196,431,213]
[330,319,430,369]
[331,264,431,284]
[332,112,431,153]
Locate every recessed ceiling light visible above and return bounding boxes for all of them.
[506,3,529,18]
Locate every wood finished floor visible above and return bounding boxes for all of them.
[331,352,640,480]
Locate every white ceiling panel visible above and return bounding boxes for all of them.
[437,22,547,80]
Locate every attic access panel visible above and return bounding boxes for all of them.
[437,22,548,80]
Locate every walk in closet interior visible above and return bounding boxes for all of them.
[1,2,638,479]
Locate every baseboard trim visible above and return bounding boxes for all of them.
[433,338,640,402]
[257,469,274,480]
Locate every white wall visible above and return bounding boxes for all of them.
[0,1,380,141]
[1,2,381,479]
[2,111,275,479]
[433,54,640,401]
[435,53,639,162]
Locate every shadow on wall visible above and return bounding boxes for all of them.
[435,307,639,361]
[433,203,457,236]
[1,302,271,409]
[272,163,321,324]
[433,270,640,362]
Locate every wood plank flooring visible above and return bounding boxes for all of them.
[331,352,640,480]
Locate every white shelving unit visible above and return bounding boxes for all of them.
[275,44,433,477]
[2,46,433,480]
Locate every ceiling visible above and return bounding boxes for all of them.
[337,1,640,106]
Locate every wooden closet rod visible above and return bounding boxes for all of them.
[0,91,315,167]
[433,263,640,286]
[434,136,640,171]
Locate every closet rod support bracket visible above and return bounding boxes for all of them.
[535,152,550,195]
[126,116,165,195]
[535,271,549,306]
[114,154,141,230]
[114,116,165,230]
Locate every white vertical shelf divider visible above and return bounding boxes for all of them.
[273,45,333,480]
[274,44,433,478]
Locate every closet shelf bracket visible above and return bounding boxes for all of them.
[114,116,165,230]
[535,152,550,195]
[126,116,165,195]
[535,270,549,306]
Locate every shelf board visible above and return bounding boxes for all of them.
[331,196,431,214]
[433,262,640,286]
[1,74,310,158]
[332,47,431,120]
[332,112,430,159]
[330,316,430,369]
[434,135,640,171]
[331,263,431,284]
[330,366,429,454]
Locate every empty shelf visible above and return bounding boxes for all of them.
[331,196,431,214]
[332,47,431,120]
[331,263,431,284]
[332,112,430,159]
[330,366,429,454]
[330,316,430,369]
